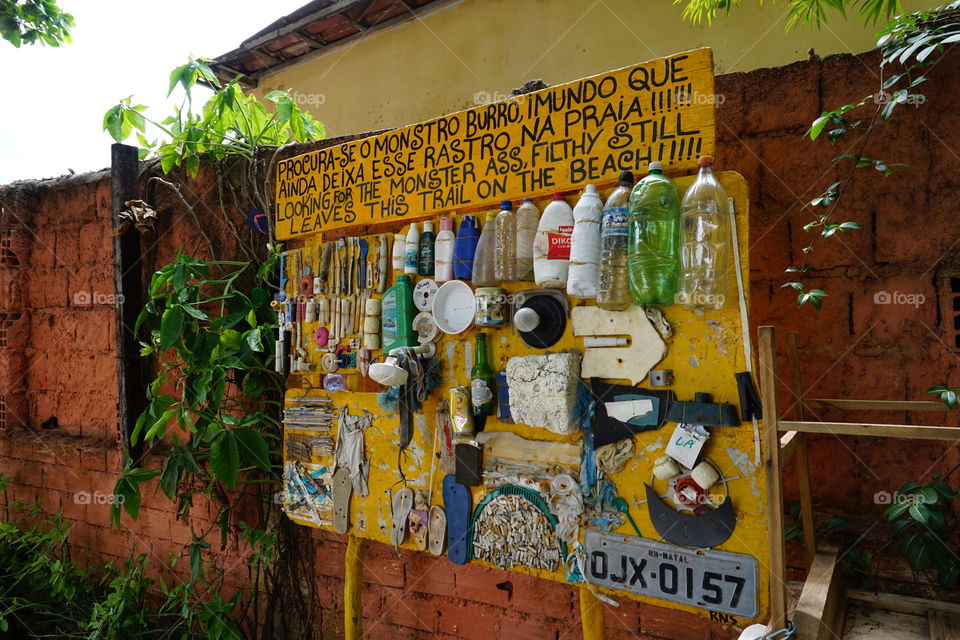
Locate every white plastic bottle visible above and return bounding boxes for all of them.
[392,234,406,272]
[404,223,420,275]
[533,193,574,289]
[567,184,603,299]
[434,217,456,283]
[515,198,540,281]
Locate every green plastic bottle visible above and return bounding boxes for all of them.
[470,333,495,417]
[627,162,682,306]
[381,275,416,351]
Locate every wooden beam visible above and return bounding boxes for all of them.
[111,143,147,465]
[758,326,789,630]
[794,547,845,640]
[785,332,817,568]
[579,586,607,640]
[778,420,960,441]
[295,29,327,47]
[929,611,960,640]
[780,430,800,460]
[845,589,960,617]
[804,398,948,412]
[344,535,365,639]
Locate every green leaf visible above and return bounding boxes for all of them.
[245,327,263,352]
[144,408,177,441]
[890,518,913,536]
[251,287,269,307]
[159,306,184,351]
[909,503,929,524]
[210,431,240,489]
[220,329,243,351]
[809,115,830,140]
[181,304,209,321]
[235,428,271,471]
[884,500,911,520]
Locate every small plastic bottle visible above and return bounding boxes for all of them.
[404,223,420,275]
[493,200,516,283]
[418,220,436,276]
[434,217,456,283]
[567,184,603,299]
[392,234,406,272]
[678,156,730,310]
[472,211,498,287]
[454,214,480,281]
[515,198,540,281]
[596,171,634,311]
[533,193,573,289]
[628,162,681,306]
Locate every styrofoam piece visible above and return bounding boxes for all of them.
[571,304,666,384]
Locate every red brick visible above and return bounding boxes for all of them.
[362,541,406,588]
[378,588,440,633]
[436,600,501,640]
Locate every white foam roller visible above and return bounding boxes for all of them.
[691,461,720,491]
[653,455,681,480]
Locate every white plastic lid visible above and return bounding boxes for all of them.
[650,161,663,171]
[513,307,541,332]
[424,220,434,232]
[584,184,597,195]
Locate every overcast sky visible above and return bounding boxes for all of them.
[0,0,309,184]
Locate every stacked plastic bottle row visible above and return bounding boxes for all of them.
[397,156,730,310]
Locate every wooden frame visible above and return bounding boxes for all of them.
[757,326,956,639]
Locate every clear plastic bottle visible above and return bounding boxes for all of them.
[627,162,681,306]
[596,171,634,311]
[678,156,729,310]
[472,211,498,287]
[567,184,603,299]
[493,200,516,282]
[515,198,540,281]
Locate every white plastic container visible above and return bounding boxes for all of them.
[404,223,420,275]
[392,234,406,272]
[567,184,603,298]
[533,193,573,289]
[434,217,456,283]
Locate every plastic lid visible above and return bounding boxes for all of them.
[618,171,634,186]
[474,332,487,339]
[522,197,534,202]
[439,217,453,232]
[395,234,405,239]
[550,193,566,201]
[584,184,598,195]
[424,220,434,231]
[397,274,411,283]
[698,155,714,166]
[649,161,664,172]
[513,307,540,332]
[500,200,512,210]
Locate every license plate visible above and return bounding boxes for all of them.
[583,530,759,618]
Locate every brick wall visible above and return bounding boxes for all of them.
[2,48,959,638]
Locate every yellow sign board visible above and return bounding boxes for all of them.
[274,48,715,240]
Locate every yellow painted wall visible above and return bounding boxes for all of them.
[256,0,939,137]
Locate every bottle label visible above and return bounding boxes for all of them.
[601,207,628,238]
[404,248,418,270]
[547,225,573,260]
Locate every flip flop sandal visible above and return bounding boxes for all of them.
[390,487,414,548]
[428,505,447,556]
[442,474,471,565]
[332,467,352,535]
[410,509,429,551]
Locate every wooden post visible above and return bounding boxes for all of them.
[111,143,146,465]
[579,586,607,640]
[758,326,789,630]
[344,535,365,639]
[786,332,817,569]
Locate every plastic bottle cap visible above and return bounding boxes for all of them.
[395,234,405,240]
[500,200,512,210]
[440,217,453,232]
[550,193,566,201]
[618,171,634,186]
[424,220,434,232]
[698,155,714,166]
[397,275,411,283]
[513,307,540,332]
[584,184,598,195]
[408,222,418,233]
[649,161,664,172]
[522,197,533,202]
[474,332,487,339]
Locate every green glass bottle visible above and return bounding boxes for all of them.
[470,332,495,417]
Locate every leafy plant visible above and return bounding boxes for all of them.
[928,384,960,409]
[675,0,903,29]
[0,0,73,48]
[883,475,959,588]
[103,57,325,176]
[784,500,853,542]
